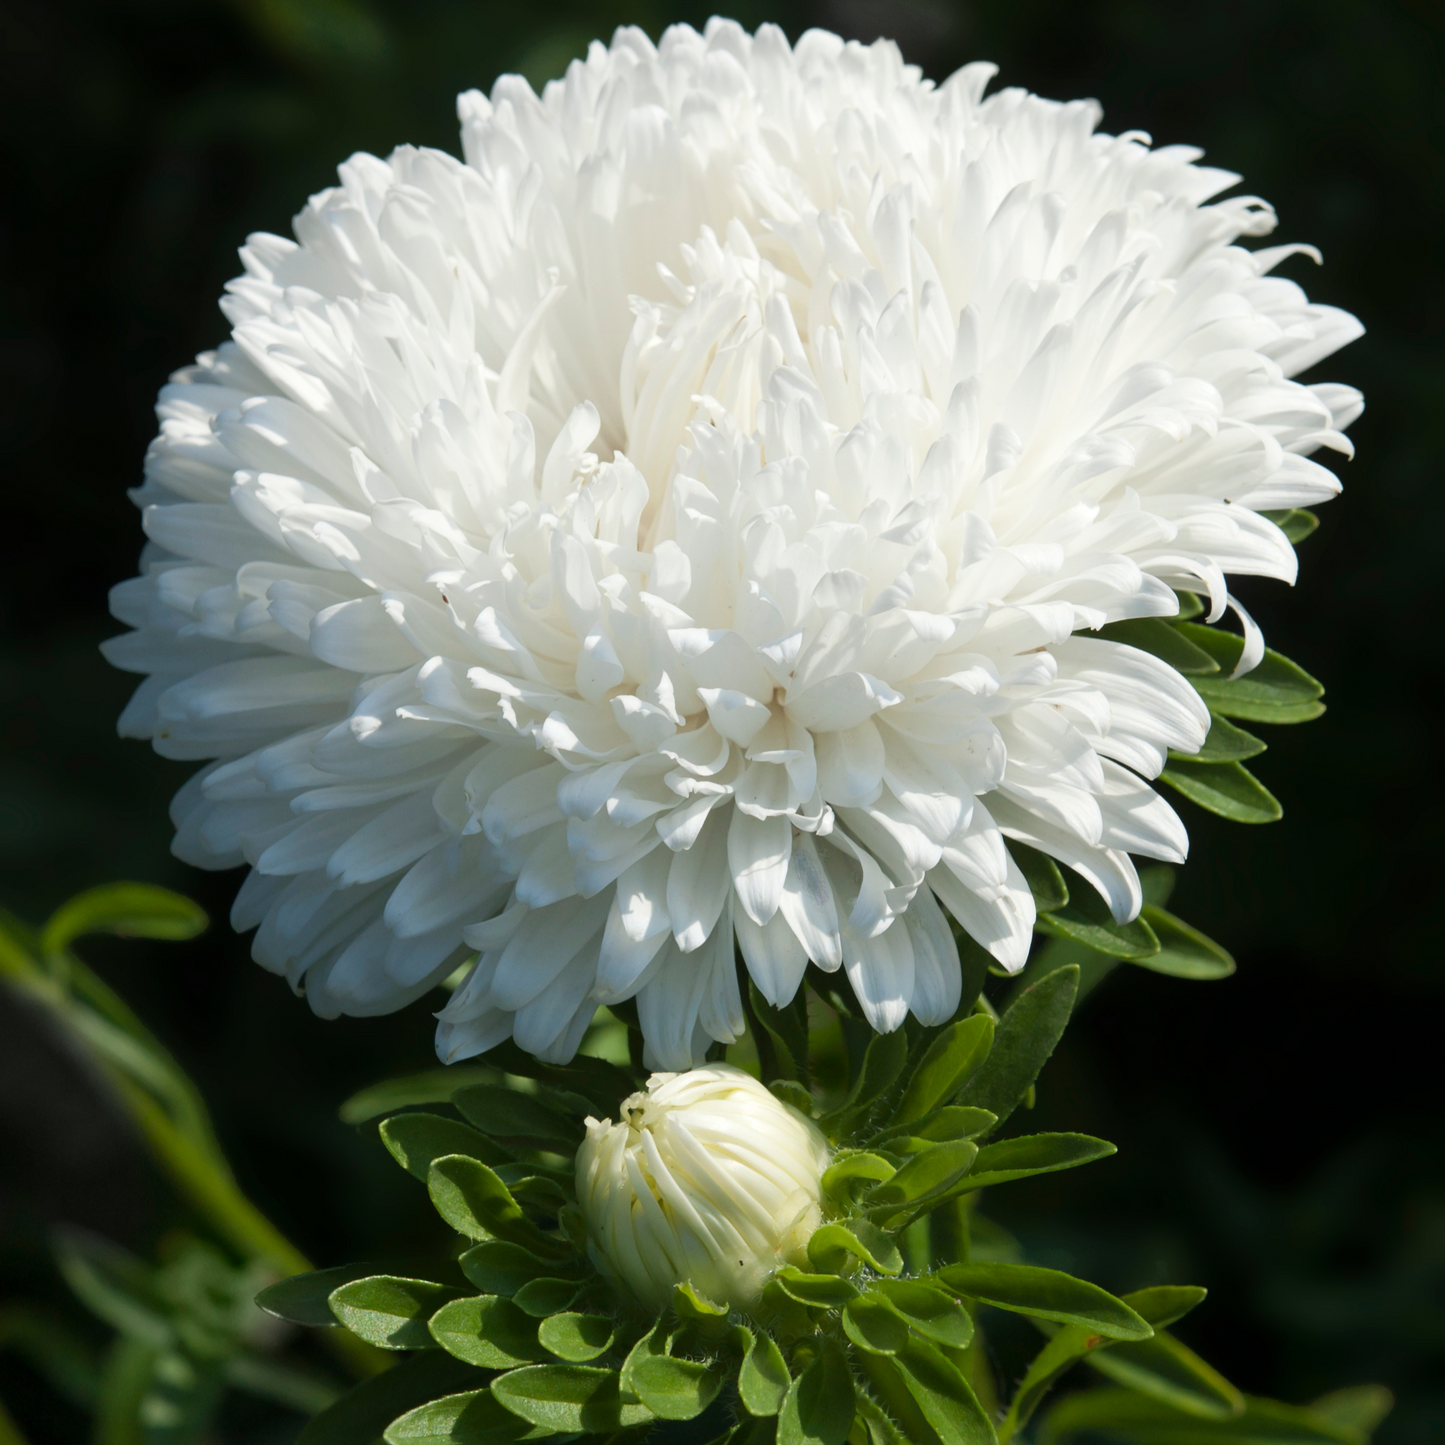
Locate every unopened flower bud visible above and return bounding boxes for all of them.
[575,1064,832,1311]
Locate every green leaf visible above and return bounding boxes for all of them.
[674,1281,730,1327]
[856,1392,909,1445]
[821,1153,896,1213]
[892,1337,997,1445]
[937,1262,1152,1340]
[1039,883,1160,961]
[806,1218,903,1276]
[778,1339,855,1445]
[1087,1331,1245,1419]
[1038,1389,1363,1445]
[1160,760,1282,823]
[298,1351,485,1445]
[1188,715,1266,764]
[736,1327,790,1417]
[512,1279,582,1318]
[747,980,811,1084]
[53,1235,170,1349]
[843,1295,910,1354]
[1095,619,1220,676]
[769,1080,815,1115]
[385,1386,549,1444]
[957,1132,1117,1194]
[1009,843,1069,911]
[818,1029,910,1138]
[864,1140,978,1215]
[630,1353,723,1420]
[339,1068,498,1125]
[1003,1325,1112,1439]
[892,1016,996,1125]
[1308,1387,1393,1436]
[491,1364,653,1433]
[328,1277,459,1351]
[42,884,207,956]
[772,1267,859,1310]
[254,1265,378,1328]
[1261,508,1320,543]
[380,1113,512,1179]
[459,1242,579,1297]
[872,1280,972,1348]
[1177,625,1325,724]
[451,1086,585,1153]
[876,1107,997,1147]
[427,1296,546,1369]
[428,1156,565,1256]
[1133,909,1235,980]
[1125,1287,1209,1331]
[1172,591,1205,620]
[956,966,1079,1130]
[537,1312,615,1363]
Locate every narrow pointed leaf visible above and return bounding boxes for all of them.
[1039,885,1160,961]
[491,1364,653,1433]
[328,1277,459,1350]
[42,884,207,955]
[428,1295,546,1368]
[937,1263,1151,1340]
[892,1016,995,1125]
[1177,626,1325,723]
[1185,715,1266,764]
[1096,619,1220,675]
[954,1133,1115,1194]
[1038,1389,1360,1445]
[1000,1288,1210,1438]
[956,967,1079,1131]
[1161,760,1282,823]
[1087,1331,1245,1418]
[892,1337,997,1445]
[1131,909,1235,980]
[255,1265,377,1328]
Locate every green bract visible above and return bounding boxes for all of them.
[259,931,1370,1445]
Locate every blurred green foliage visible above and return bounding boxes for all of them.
[0,0,1441,1441]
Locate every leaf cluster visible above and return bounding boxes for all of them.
[1097,602,1326,827]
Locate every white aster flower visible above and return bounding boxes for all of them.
[105,20,1363,1068]
[575,1063,831,1310]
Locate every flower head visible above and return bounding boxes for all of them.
[575,1064,830,1310]
[107,20,1361,1067]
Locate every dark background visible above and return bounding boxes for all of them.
[1,0,1441,1440]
